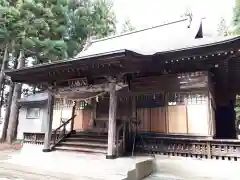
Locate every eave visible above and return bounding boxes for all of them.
[5,49,146,84]
[5,36,240,92]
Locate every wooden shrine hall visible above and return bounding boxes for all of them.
[6,18,240,160]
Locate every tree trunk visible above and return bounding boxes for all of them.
[0,84,4,120]
[1,41,17,142]
[1,83,15,142]
[0,44,8,92]
[6,50,24,144]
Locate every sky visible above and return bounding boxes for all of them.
[113,0,235,35]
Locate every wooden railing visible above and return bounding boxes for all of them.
[23,115,76,148]
[51,115,76,149]
[23,132,62,145]
[135,134,240,161]
[23,132,46,144]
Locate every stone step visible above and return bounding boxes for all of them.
[54,146,107,154]
[59,141,108,148]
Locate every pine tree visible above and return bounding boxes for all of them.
[233,0,240,34]
[0,0,117,143]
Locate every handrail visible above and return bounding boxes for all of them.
[51,115,76,149]
[54,116,75,133]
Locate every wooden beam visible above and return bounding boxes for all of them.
[56,82,127,94]
[106,80,117,159]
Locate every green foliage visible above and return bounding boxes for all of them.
[65,0,116,57]
[233,0,240,34]
[235,95,240,125]
[0,0,116,65]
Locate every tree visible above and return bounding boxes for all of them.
[65,0,116,57]
[0,42,17,142]
[121,19,135,33]
[0,0,116,143]
[218,17,229,36]
[7,51,24,143]
[0,0,25,110]
[233,0,240,34]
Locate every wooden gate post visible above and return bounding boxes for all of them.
[43,92,54,152]
[106,80,117,159]
[70,101,76,132]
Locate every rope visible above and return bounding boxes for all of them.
[61,91,107,103]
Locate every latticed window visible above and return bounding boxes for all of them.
[178,71,207,89]
[167,92,208,105]
[26,108,40,119]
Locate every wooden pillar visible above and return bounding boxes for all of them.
[106,81,117,159]
[43,92,54,152]
[132,96,136,119]
[70,101,76,132]
[89,98,97,128]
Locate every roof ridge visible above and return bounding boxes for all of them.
[91,18,189,43]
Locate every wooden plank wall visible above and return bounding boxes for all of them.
[52,102,92,131]
[187,104,209,135]
[168,105,188,134]
[137,103,212,136]
[137,107,167,133]
[151,107,167,132]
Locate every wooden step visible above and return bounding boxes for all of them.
[75,131,108,135]
[71,133,108,139]
[65,137,108,142]
[54,146,107,154]
[59,141,108,148]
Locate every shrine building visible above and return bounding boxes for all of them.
[6,18,240,160]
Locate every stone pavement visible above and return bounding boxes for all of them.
[1,147,240,180]
[0,145,154,180]
[0,161,113,180]
[0,150,70,180]
[144,155,240,180]
[0,150,106,180]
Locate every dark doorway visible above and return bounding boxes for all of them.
[215,104,236,139]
